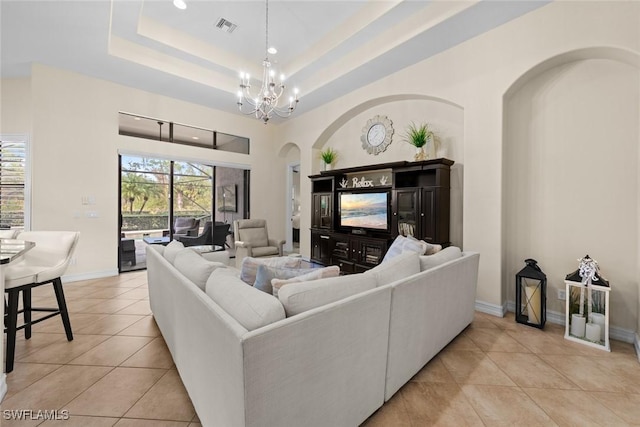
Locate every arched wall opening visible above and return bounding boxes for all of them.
[502,47,640,336]
[278,142,301,252]
[307,94,465,248]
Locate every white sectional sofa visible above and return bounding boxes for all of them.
[147,243,479,427]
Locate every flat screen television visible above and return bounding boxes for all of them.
[338,191,390,232]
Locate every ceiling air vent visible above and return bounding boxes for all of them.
[215,18,237,34]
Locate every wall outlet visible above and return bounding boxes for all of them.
[557,289,566,300]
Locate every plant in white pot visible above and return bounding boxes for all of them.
[403,122,434,161]
[320,147,337,171]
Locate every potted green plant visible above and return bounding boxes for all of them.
[403,122,434,161]
[320,147,337,171]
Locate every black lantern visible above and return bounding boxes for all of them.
[515,258,546,328]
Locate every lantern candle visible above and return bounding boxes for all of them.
[570,314,586,338]
[525,284,542,325]
[585,323,601,342]
[590,313,605,341]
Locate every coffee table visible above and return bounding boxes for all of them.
[143,236,170,246]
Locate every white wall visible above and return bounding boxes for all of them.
[275,1,640,335]
[504,58,639,331]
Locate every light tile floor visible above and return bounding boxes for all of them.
[2,271,639,426]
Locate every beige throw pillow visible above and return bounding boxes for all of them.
[419,246,462,271]
[271,266,340,297]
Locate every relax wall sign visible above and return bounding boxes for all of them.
[338,169,392,189]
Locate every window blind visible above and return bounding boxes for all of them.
[0,138,26,229]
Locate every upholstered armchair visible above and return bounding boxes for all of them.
[233,219,284,263]
[174,217,200,236]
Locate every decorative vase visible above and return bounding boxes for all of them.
[323,162,332,171]
[414,146,427,161]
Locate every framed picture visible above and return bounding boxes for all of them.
[217,185,237,212]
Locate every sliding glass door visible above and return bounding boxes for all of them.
[119,155,248,272]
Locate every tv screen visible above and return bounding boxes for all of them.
[339,192,389,231]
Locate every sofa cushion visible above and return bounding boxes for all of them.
[419,246,462,271]
[278,273,376,317]
[205,269,285,331]
[271,266,341,297]
[382,235,424,263]
[163,240,185,264]
[240,256,302,285]
[173,249,227,291]
[365,252,420,287]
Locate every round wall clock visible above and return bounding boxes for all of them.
[361,115,394,155]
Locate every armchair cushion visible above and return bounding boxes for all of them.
[240,227,268,248]
[251,246,280,258]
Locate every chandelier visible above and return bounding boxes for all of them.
[237,0,299,124]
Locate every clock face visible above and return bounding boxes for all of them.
[367,123,387,147]
[361,115,394,155]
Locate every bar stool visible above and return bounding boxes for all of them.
[3,231,79,373]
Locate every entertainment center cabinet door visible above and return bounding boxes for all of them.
[312,193,332,229]
[393,189,420,238]
[310,230,331,265]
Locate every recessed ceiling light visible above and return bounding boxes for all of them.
[267,47,277,55]
[173,0,187,10]
[133,117,141,121]
[192,136,199,140]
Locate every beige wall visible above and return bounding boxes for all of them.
[1,1,638,340]
[2,64,280,279]
[504,58,639,331]
[275,1,640,336]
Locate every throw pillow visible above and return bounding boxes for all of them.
[382,235,424,263]
[271,266,340,297]
[206,269,285,331]
[253,265,319,294]
[278,273,376,317]
[405,235,441,255]
[365,252,420,287]
[240,256,302,285]
[163,240,185,265]
[173,249,226,291]
[419,246,462,271]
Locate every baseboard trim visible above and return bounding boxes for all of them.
[474,300,507,317]
[62,269,119,283]
[0,373,7,402]
[635,333,640,363]
[504,300,636,344]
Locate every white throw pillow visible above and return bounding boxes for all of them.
[206,269,285,331]
[382,235,424,263]
[240,256,302,285]
[271,266,340,297]
[278,273,376,317]
[163,240,185,264]
[405,235,442,255]
[419,246,462,271]
[365,252,420,287]
[173,249,226,291]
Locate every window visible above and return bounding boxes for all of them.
[118,112,250,154]
[0,135,28,230]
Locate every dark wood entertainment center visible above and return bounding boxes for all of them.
[310,158,453,273]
